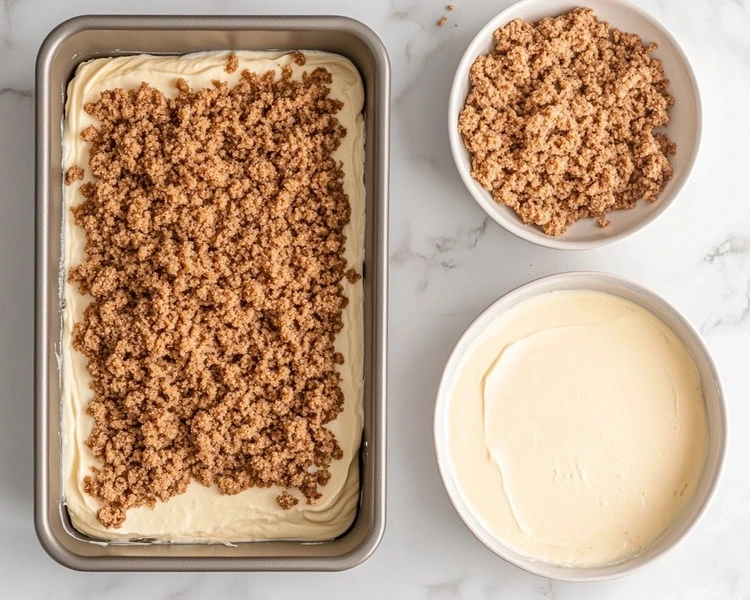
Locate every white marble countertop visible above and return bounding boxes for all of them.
[2,0,749,597]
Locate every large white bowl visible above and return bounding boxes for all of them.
[448,0,702,250]
[434,272,726,581]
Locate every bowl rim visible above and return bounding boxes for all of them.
[433,271,727,581]
[447,0,703,251]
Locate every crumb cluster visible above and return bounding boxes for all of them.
[65,165,84,186]
[68,56,356,528]
[224,53,239,73]
[438,4,455,26]
[458,8,676,236]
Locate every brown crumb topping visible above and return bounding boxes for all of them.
[291,51,307,66]
[458,8,676,236]
[68,63,354,528]
[438,16,448,27]
[65,165,84,186]
[344,268,362,284]
[225,54,239,73]
[277,490,300,509]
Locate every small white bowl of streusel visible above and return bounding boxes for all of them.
[448,0,701,250]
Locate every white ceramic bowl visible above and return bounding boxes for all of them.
[434,272,726,581]
[448,0,702,250]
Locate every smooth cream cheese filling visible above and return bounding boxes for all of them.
[61,51,365,542]
[448,290,708,567]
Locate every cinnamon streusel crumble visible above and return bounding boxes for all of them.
[458,8,676,236]
[67,55,360,529]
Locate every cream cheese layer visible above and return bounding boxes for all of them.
[61,51,365,542]
[448,290,708,567]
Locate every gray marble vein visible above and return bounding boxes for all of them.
[705,236,750,264]
[535,578,556,600]
[701,235,750,333]
[0,0,17,50]
[426,575,464,600]
[389,0,420,21]
[391,217,489,291]
[0,86,32,99]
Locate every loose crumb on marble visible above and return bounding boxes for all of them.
[65,165,84,186]
[224,53,239,73]
[446,4,454,11]
[68,62,353,528]
[458,8,676,236]
[438,16,448,27]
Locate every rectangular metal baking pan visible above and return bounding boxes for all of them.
[35,15,389,571]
